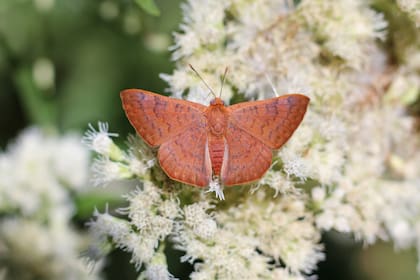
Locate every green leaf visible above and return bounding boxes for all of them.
[14,66,57,127]
[135,0,160,16]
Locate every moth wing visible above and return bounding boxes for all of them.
[221,122,273,186]
[228,94,309,149]
[158,123,212,187]
[121,89,207,147]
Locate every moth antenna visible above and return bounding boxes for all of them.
[219,67,229,98]
[264,73,279,97]
[206,91,213,99]
[189,64,217,98]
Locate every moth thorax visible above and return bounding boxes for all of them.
[208,108,228,136]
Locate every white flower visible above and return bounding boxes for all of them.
[312,186,326,202]
[90,210,132,245]
[127,155,155,177]
[171,1,227,60]
[142,264,176,280]
[139,249,177,280]
[83,122,122,159]
[0,127,101,279]
[88,183,181,270]
[125,134,156,176]
[0,218,101,280]
[183,202,217,239]
[0,128,89,215]
[280,149,310,181]
[52,133,90,189]
[257,169,298,197]
[91,156,131,186]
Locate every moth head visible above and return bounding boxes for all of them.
[210,98,225,106]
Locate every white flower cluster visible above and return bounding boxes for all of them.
[164,0,420,247]
[175,193,324,279]
[82,122,155,187]
[87,0,420,279]
[85,122,324,279]
[88,184,178,278]
[83,123,177,277]
[161,0,388,103]
[0,127,101,279]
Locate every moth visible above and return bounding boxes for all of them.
[120,81,309,191]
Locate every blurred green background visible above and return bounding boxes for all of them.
[0,0,181,147]
[0,0,418,279]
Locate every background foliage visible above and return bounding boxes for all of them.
[0,0,181,144]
